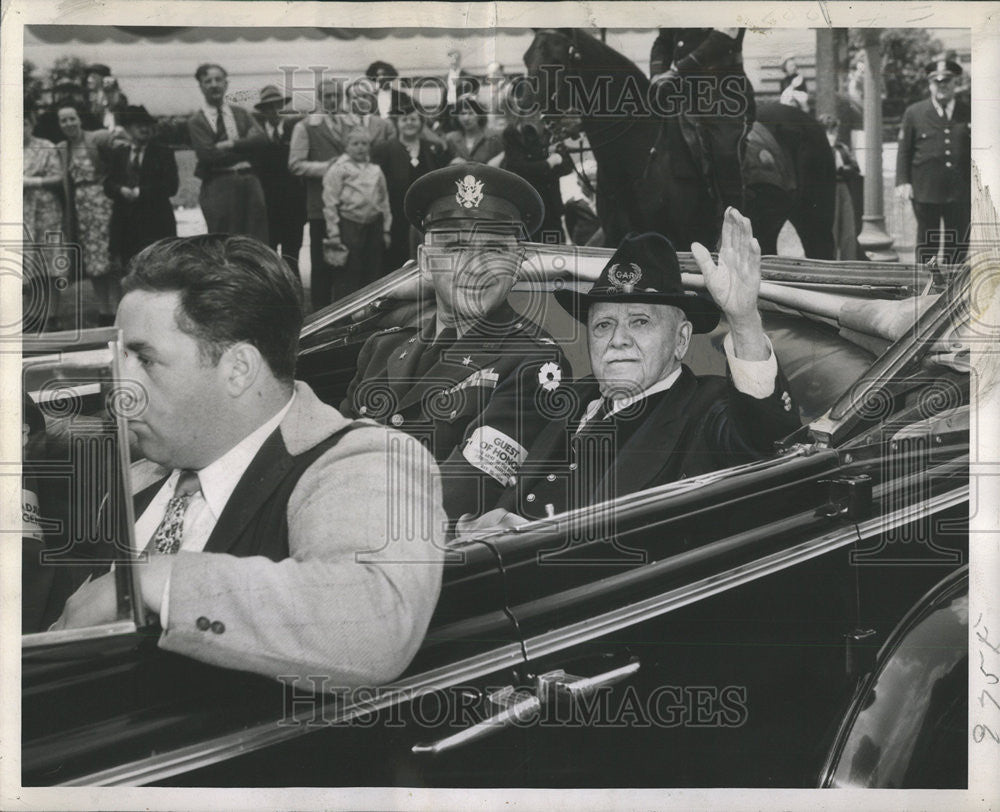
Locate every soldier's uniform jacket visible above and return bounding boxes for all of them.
[341,303,569,486]
[451,360,800,523]
[895,98,971,204]
[650,27,746,78]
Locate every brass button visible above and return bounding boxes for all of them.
[210,620,226,634]
[391,414,404,426]
[450,410,457,419]
[568,462,578,471]
[359,406,367,415]
[196,616,211,631]
[546,474,556,482]
[946,161,953,167]
[526,493,536,502]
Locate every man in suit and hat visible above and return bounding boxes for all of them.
[187,63,269,243]
[253,84,306,277]
[51,233,445,689]
[340,164,570,516]
[895,57,971,265]
[105,104,179,272]
[452,207,800,531]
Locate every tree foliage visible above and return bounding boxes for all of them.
[23,60,44,106]
[849,28,944,119]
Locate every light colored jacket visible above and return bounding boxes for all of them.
[134,382,445,688]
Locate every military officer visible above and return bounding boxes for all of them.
[895,58,971,265]
[452,208,801,533]
[341,164,570,517]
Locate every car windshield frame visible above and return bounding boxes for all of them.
[21,328,144,648]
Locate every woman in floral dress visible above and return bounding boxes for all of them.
[57,103,121,326]
[22,106,65,332]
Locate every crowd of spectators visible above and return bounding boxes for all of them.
[22,51,573,331]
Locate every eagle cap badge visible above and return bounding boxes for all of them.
[607,262,643,293]
[455,175,485,209]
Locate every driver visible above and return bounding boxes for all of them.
[340,164,570,515]
[453,208,801,532]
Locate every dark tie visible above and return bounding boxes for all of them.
[130,148,141,182]
[148,470,201,555]
[214,110,228,141]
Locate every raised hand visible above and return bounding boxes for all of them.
[691,207,769,361]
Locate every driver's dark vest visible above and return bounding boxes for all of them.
[132,425,360,562]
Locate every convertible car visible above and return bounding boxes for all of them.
[21,244,973,788]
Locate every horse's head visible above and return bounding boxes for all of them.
[524,29,581,116]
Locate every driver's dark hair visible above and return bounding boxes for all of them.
[122,234,303,382]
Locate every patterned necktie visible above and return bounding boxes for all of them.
[214,110,228,141]
[149,470,201,555]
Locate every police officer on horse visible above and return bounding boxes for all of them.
[649,28,754,233]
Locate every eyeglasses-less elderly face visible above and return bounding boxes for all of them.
[419,228,524,324]
[587,301,692,399]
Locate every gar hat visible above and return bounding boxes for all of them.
[119,104,156,127]
[926,58,962,81]
[404,163,545,236]
[555,232,721,333]
[255,84,292,110]
[85,63,112,78]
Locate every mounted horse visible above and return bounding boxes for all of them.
[523,28,836,258]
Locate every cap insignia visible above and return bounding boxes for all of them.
[455,174,485,209]
[607,262,643,293]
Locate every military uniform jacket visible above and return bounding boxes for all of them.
[341,303,570,477]
[895,98,971,204]
[479,363,800,522]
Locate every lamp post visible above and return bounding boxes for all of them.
[857,29,898,261]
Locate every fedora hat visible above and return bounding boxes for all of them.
[255,84,292,110]
[555,232,721,333]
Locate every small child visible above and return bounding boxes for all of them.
[322,128,392,300]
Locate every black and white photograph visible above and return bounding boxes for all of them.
[2,2,999,809]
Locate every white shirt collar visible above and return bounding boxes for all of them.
[183,393,294,520]
[931,98,956,120]
[579,365,683,429]
[202,102,227,121]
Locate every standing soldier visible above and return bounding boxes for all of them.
[649,28,754,222]
[895,58,971,265]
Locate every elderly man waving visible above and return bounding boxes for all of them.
[452,207,801,531]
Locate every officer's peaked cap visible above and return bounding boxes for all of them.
[404,163,545,236]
